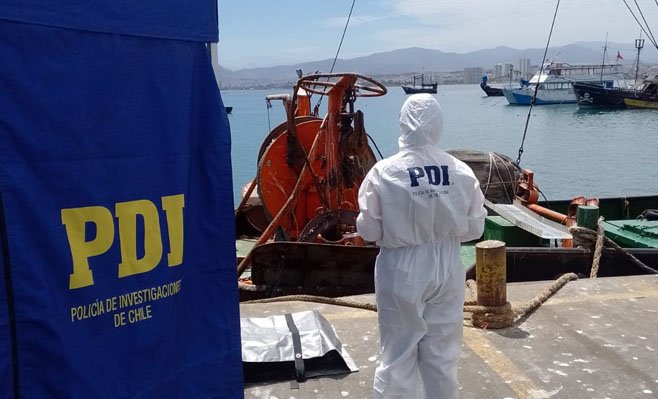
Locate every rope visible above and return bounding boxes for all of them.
[569,225,658,275]
[622,0,658,49]
[471,151,519,203]
[465,273,578,329]
[516,0,561,165]
[510,273,578,318]
[242,272,579,330]
[483,153,493,197]
[477,180,522,186]
[589,217,605,278]
[328,0,355,74]
[366,133,384,159]
[242,220,657,328]
[265,98,272,132]
[243,294,377,311]
[313,0,356,112]
[635,0,658,47]
[466,279,477,302]
[467,302,514,329]
[491,152,517,203]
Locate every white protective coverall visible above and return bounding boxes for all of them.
[357,94,486,399]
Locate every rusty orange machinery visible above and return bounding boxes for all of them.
[237,73,387,276]
[515,169,599,228]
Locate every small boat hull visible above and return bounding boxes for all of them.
[573,83,629,108]
[503,88,576,105]
[624,98,658,109]
[480,83,504,97]
[401,84,437,94]
[401,74,437,94]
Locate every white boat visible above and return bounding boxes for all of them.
[502,61,626,105]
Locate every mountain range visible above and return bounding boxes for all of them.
[216,41,658,88]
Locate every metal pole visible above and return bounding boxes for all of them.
[600,33,608,83]
[635,37,645,85]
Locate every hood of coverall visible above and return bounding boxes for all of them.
[398,93,443,150]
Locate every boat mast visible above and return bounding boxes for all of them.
[635,33,645,84]
[600,32,608,83]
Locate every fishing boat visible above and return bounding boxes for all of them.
[234,83,658,300]
[400,73,438,94]
[573,75,658,108]
[503,61,626,105]
[480,75,504,96]
[478,169,658,282]
[624,75,658,109]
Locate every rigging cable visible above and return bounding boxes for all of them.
[265,98,272,132]
[516,0,561,165]
[366,133,384,159]
[621,0,658,49]
[633,0,658,47]
[313,0,356,112]
[329,0,356,74]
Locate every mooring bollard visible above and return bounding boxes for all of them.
[472,240,508,328]
[576,205,600,230]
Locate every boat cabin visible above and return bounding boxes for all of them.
[636,76,658,97]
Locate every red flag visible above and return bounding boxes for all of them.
[616,50,623,60]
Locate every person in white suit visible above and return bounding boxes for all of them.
[357,94,486,399]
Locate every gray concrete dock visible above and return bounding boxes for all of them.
[241,275,658,398]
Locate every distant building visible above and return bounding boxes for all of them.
[494,63,514,79]
[494,63,503,78]
[463,67,484,84]
[519,58,531,78]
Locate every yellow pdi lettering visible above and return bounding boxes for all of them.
[61,206,114,289]
[161,194,184,267]
[116,199,163,278]
[62,194,185,289]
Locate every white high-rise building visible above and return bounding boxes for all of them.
[494,63,514,79]
[494,63,504,78]
[519,58,531,78]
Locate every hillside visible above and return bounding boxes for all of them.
[217,42,658,89]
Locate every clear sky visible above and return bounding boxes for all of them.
[217,0,656,70]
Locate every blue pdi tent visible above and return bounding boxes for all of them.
[0,2,243,398]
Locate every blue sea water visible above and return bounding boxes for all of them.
[222,84,658,205]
